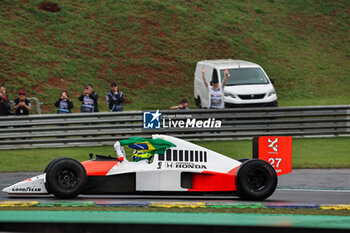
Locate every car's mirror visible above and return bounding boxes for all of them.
[270,77,275,84]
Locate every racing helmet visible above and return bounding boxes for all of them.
[132,150,153,162]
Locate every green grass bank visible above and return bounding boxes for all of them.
[0,0,349,113]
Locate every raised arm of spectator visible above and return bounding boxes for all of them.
[13,100,20,110]
[116,91,124,104]
[54,99,61,107]
[24,101,32,111]
[106,94,113,110]
[89,92,97,101]
[0,93,10,112]
[201,67,209,88]
[4,99,11,112]
[222,69,229,88]
[89,92,98,103]
[68,100,74,110]
[78,94,84,101]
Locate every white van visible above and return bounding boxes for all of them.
[194,59,278,108]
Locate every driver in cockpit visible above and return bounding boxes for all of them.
[113,141,153,163]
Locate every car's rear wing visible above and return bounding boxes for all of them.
[253,136,292,176]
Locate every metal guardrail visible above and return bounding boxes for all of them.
[0,105,349,150]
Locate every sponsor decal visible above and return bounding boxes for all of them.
[143,110,222,129]
[12,187,42,192]
[268,138,278,153]
[162,162,207,169]
[143,110,161,129]
[163,118,221,128]
[258,136,292,176]
[267,138,282,171]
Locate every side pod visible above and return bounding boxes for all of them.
[253,136,292,176]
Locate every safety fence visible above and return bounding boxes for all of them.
[0,105,349,149]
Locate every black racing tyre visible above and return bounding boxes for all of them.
[45,158,87,199]
[44,157,71,193]
[44,157,71,173]
[235,159,277,201]
[238,158,249,163]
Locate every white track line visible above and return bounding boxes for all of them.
[277,188,350,192]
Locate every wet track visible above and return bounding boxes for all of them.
[0,169,349,204]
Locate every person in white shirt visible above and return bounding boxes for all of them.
[201,67,229,109]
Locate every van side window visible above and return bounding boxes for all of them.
[212,69,218,82]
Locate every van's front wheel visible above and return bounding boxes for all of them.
[195,97,202,109]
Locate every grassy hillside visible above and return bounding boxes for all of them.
[0,0,349,113]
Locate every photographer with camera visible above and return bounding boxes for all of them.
[1,84,7,98]
[55,90,73,114]
[170,99,189,110]
[13,91,32,115]
[0,87,11,116]
[106,82,124,112]
[78,84,98,113]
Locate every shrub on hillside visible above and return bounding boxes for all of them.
[38,1,60,13]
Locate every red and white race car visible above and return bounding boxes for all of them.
[3,135,292,200]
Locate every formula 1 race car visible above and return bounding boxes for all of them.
[3,135,292,200]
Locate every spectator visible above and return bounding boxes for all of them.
[13,91,32,115]
[106,82,124,112]
[0,84,7,97]
[170,99,189,110]
[201,67,229,109]
[78,84,98,113]
[0,87,11,116]
[55,90,73,114]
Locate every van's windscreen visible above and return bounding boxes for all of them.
[220,68,269,86]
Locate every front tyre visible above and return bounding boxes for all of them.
[44,157,71,173]
[45,158,87,199]
[235,159,277,201]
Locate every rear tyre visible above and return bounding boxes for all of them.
[238,158,249,163]
[235,159,277,201]
[45,158,87,199]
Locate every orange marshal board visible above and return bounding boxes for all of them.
[253,136,292,176]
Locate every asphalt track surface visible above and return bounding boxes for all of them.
[0,169,349,204]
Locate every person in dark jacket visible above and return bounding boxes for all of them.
[78,84,98,113]
[106,82,124,112]
[55,90,73,113]
[170,99,189,110]
[0,91,11,116]
[13,91,32,115]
